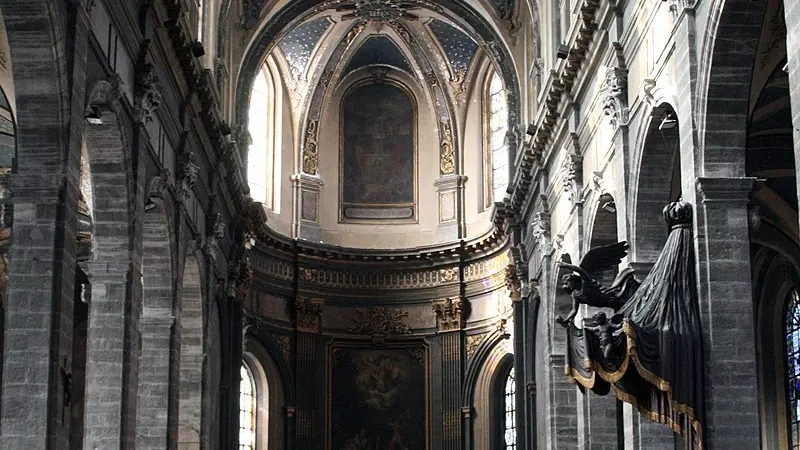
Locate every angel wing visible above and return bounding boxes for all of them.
[579,241,629,280]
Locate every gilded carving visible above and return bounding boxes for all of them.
[466,333,486,359]
[432,297,465,332]
[450,68,468,105]
[273,334,290,361]
[295,297,324,333]
[439,267,458,283]
[344,21,366,45]
[440,119,455,175]
[302,119,319,175]
[348,306,411,336]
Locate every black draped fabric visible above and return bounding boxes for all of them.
[563,202,704,448]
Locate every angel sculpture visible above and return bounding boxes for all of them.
[555,241,640,327]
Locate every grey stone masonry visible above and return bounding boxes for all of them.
[695,177,760,449]
[786,0,800,227]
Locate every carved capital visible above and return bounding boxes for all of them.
[177,152,199,202]
[602,66,629,129]
[440,119,455,175]
[295,297,324,333]
[133,63,162,124]
[348,306,411,336]
[432,297,466,332]
[561,152,583,203]
[505,264,521,302]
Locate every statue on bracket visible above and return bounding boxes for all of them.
[555,201,704,449]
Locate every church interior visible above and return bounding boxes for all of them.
[0,0,797,448]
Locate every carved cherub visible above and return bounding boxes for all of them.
[555,241,638,327]
[584,311,624,360]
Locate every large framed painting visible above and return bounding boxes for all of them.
[340,82,417,222]
[328,343,429,450]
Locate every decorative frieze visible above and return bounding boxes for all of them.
[463,251,510,281]
[251,254,294,281]
[432,297,466,332]
[294,297,325,333]
[133,63,162,124]
[348,306,411,336]
[440,120,455,175]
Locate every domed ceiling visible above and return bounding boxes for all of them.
[239,0,523,250]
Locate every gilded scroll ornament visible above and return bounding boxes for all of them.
[348,306,411,336]
[302,120,319,175]
[440,120,455,175]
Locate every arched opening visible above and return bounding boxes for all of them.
[80,90,134,450]
[632,104,681,263]
[583,194,625,448]
[247,55,283,211]
[503,366,517,449]
[179,254,204,448]
[136,197,176,449]
[241,337,286,450]
[485,69,509,208]
[239,363,257,450]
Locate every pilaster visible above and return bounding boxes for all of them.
[433,297,466,450]
[435,175,468,242]
[292,173,324,242]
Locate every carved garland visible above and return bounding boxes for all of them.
[440,120,455,175]
[302,119,320,175]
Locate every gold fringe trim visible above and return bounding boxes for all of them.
[567,320,704,448]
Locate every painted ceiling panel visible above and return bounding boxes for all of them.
[429,20,478,75]
[278,17,332,76]
[344,36,413,75]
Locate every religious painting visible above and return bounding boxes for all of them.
[340,82,417,222]
[328,344,428,450]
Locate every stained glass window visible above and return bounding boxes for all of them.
[504,367,516,449]
[239,364,256,450]
[786,289,800,448]
[489,71,509,204]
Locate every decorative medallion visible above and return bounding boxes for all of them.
[439,266,458,283]
[348,306,411,335]
[337,0,422,28]
[440,119,455,175]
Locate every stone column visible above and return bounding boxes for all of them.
[433,297,466,450]
[135,316,175,450]
[785,3,800,217]
[293,297,324,449]
[695,177,759,449]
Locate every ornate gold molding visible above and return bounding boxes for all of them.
[302,119,319,175]
[440,119,455,175]
[348,307,411,336]
[294,297,324,333]
[465,332,487,359]
[432,297,465,332]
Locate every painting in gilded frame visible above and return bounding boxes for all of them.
[328,344,428,450]
[340,82,417,222]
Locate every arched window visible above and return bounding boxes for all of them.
[485,70,509,208]
[239,364,256,450]
[786,289,800,447]
[504,367,517,449]
[247,57,283,211]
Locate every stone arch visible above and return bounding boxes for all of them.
[136,186,177,450]
[630,103,681,263]
[243,335,288,450]
[751,231,800,450]
[179,253,204,448]
[470,335,512,449]
[698,0,770,176]
[81,80,135,450]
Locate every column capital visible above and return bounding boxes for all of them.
[695,177,756,202]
